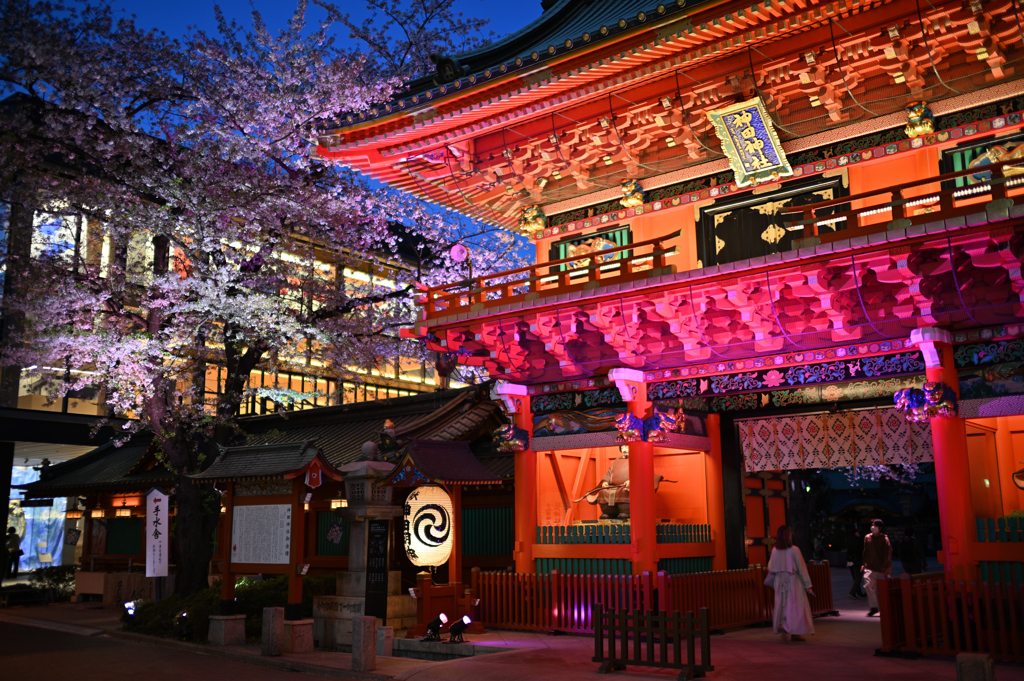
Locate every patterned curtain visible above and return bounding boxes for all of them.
[738,409,933,471]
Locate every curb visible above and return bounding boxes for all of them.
[0,611,394,680]
[108,629,394,680]
[0,611,106,637]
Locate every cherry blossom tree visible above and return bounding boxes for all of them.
[0,0,522,595]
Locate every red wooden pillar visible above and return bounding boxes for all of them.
[220,482,235,614]
[611,368,657,575]
[912,327,976,581]
[450,483,462,585]
[705,414,727,571]
[496,383,535,574]
[286,478,305,620]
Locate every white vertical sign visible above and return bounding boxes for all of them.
[146,488,169,578]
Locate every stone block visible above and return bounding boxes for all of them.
[262,607,285,657]
[377,625,394,656]
[885,218,912,232]
[956,653,995,681]
[283,619,314,654]
[208,614,246,646]
[337,571,403,598]
[351,616,377,672]
[986,197,1015,222]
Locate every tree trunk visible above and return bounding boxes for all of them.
[172,472,220,596]
[0,181,36,407]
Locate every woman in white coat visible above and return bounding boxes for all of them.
[765,525,815,641]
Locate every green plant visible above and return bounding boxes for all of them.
[123,574,335,643]
[29,565,78,601]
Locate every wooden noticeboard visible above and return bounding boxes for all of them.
[365,518,390,623]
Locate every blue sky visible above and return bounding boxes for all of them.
[109,0,538,46]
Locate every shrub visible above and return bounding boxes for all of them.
[124,574,336,643]
[29,565,78,601]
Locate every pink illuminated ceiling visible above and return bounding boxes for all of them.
[423,221,1024,383]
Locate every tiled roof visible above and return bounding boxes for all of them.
[241,387,502,468]
[403,439,503,485]
[19,436,173,496]
[191,440,325,481]
[20,386,507,497]
[334,0,700,128]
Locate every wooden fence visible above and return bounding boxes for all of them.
[466,561,835,635]
[593,607,713,679]
[975,516,1024,586]
[878,573,1024,661]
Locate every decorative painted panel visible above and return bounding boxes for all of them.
[738,409,933,471]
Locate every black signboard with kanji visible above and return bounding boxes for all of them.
[365,519,390,623]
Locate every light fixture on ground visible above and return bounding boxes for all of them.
[448,615,471,643]
[423,612,447,642]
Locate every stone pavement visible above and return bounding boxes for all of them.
[1,570,1023,681]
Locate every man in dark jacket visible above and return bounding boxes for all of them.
[862,518,892,616]
[846,525,866,598]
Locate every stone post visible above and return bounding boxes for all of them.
[262,607,284,656]
[351,615,377,671]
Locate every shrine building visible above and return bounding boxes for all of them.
[317,0,1024,588]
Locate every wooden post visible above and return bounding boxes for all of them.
[499,385,535,574]
[609,368,657,575]
[286,478,305,620]
[705,414,727,572]
[914,328,977,581]
[220,482,235,615]
[450,483,462,586]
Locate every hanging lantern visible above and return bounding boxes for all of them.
[404,485,454,567]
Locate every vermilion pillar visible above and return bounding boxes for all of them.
[450,483,463,584]
[705,414,727,572]
[220,482,235,614]
[495,383,535,574]
[611,368,657,575]
[912,327,976,581]
[286,478,305,620]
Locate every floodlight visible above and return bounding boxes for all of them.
[448,615,471,643]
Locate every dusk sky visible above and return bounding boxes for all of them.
[109,0,539,50]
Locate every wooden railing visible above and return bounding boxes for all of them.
[878,573,1024,661]
[415,561,836,636]
[418,232,678,321]
[537,523,631,544]
[657,524,713,544]
[976,516,1024,585]
[593,607,713,678]
[784,158,1024,245]
[536,523,711,545]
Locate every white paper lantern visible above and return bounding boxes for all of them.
[404,485,454,567]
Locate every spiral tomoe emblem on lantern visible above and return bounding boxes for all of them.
[404,484,454,566]
[413,503,450,546]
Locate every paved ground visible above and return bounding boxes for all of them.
[0,620,356,681]
[0,567,1021,681]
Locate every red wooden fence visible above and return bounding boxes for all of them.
[878,574,1024,661]
[451,561,836,635]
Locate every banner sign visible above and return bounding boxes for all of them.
[145,488,169,578]
[707,97,793,188]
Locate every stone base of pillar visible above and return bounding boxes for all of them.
[283,619,314,654]
[956,652,995,681]
[208,614,246,646]
[351,615,377,671]
[261,607,285,656]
